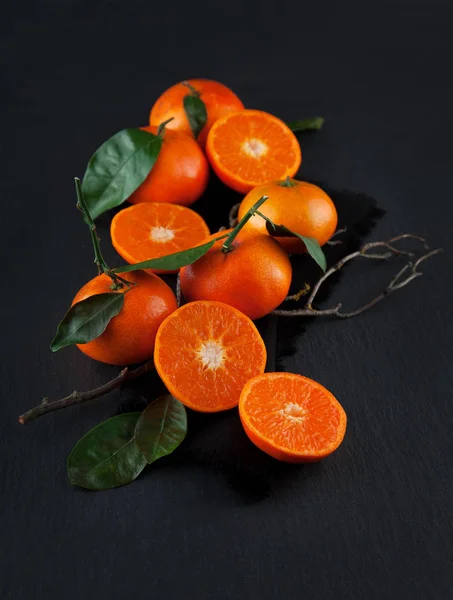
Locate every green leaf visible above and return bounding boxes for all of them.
[266,222,327,272]
[68,413,146,491]
[51,292,125,352]
[82,128,162,219]
[183,94,207,139]
[113,238,221,273]
[135,395,187,464]
[287,117,325,132]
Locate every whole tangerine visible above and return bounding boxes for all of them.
[149,79,244,147]
[72,271,177,365]
[239,179,338,253]
[180,230,292,320]
[128,125,209,207]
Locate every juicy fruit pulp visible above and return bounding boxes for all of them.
[73,271,177,365]
[206,109,301,193]
[154,301,267,412]
[111,202,210,274]
[239,372,347,462]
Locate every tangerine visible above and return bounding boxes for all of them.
[149,79,244,147]
[72,271,177,365]
[180,230,292,320]
[154,301,267,412]
[111,202,210,274]
[239,179,338,253]
[128,125,209,207]
[239,372,347,462]
[206,109,301,193]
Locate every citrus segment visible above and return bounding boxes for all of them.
[111,202,210,274]
[239,373,347,462]
[206,110,301,193]
[154,301,267,412]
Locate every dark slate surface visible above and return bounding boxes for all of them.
[1,1,452,598]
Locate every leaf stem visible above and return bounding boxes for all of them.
[182,80,201,97]
[75,177,133,290]
[157,117,174,137]
[222,196,269,252]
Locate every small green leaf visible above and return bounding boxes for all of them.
[68,413,146,491]
[82,128,162,219]
[113,238,220,273]
[183,94,207,139]
[51,292,125,352]
[135,395,187,464]
[266,222,327,272]
[287,117,325,132]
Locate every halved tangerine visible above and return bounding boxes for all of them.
[239,373,347,462]
[154,301,267,412]
[205,109,302,193]
[111,202,210,274]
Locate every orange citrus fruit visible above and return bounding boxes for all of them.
[239,373,347,462]
[154,301,267,412]
[72,271,177,366]
[180,230,292,320]
[149,79,244,147]
[205,109,301,193]
[111,202,210,274]
[239,179,338,253]
[128,125,209,206]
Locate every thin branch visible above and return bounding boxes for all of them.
[274,235,442,319]
[326,226,347,245]
[229,203,240,228]
[176,272,182,307]
[18,360,155,425]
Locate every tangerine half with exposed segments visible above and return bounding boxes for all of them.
[154,301,267,412]
[239,372,347,462]
[180,230,292,320]
[111,202,210,274]
[206,110,301,193]
[149,79,244,147]
[72,271,177,366]
[239,179,338,253]
[128,125,209,207]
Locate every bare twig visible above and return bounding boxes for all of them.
[274,235,443,318]
[18,360,155,425]
[229,203,240,228]
[326,226,347,246]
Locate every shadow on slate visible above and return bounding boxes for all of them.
[115,176,384,504]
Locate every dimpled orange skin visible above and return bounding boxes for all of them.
[72,271,177,366]
[149,79,244,147]
[180,230,292,320]
[128,126,209,207]
[239,179,338,253]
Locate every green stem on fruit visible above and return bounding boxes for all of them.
[157,117,174,137]
[222,196,269,253]
[278,176,297,188]
[74,177,133,290]
[255,209,275,228]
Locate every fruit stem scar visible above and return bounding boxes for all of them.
[182,80,201,98]
[278,176,297,187]
[222,195,269,253]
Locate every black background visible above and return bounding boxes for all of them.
[2,1,453,598]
